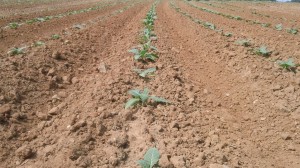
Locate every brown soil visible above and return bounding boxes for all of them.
[0,0,300,168]
[0,0,115,27]
[191,1,300,28]
[211,1,300,24]
[176,0,300,61]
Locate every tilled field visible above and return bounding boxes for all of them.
[0,0,300,167]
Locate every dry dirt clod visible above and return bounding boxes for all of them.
[281,132,292,140]
[97,62,107,73]
[15,145,36,161]
[70,120,87,132]
[170,155,186,168]
[108,133,128,148]
[52,51,62,60]
[159,154,173,167]
[194,152,206,166]
[71,77,79,84]
[0,104,11,114]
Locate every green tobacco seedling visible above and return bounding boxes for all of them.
[277,58,298,71]
[204,22,216,30]
[9,22,19,29]
[125,88,168,109]
[134,67,156,78]
[34,41,45,47]
[234,16,242,20]
[8,47,25,55]
[261,23,271,27]
[255,46,271,57]
[138,148,160,168]
[236,39,250,47]
[224,32,232,37]
[275,24,283,31]
[286,28,298,35]
[51,34,60,39]
[129,42,158,62]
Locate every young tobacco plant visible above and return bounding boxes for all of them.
[224,32,232,37]
[141,28,155,43]
[286,28,298,35]
[9,22,19,29]
[34,41,45,47]
[277,58,298,71]
[125,88,168,109]
[275,24,283,31]
[236,39,250,47]
[261,23,271,28]
[134,67,156,78]
[138,148,160,168]
[8,47,25,56]
[129,42,158,62]
[255,46,271,57]
[204,22,216,30]
[51,34,60,39]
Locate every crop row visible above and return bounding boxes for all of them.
[6,1,141,56]
[185,0,298,35]
[127,2,164,167]
[4,0,128,30]
[127,2,167,109]
[171,1,299,72]
[201,0,299,29]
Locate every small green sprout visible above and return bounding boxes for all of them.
[125,88,168,109]
[9,22,19,29]
[34,41,45,47]
[277,58,298,71]
[261,23,271,27]
[134,67,156,78]
[51,34,60,39]
[204,22,216,30]
[234,16,242,20]
[26,19,35,24]
[275,24,283,31]
[224,32,232,37]
[255,46,271,57]
[8,47,25,55]
[236,39,251,47]
[141,28,155,43]
[129,42,158,62]
[138,148,160,168]
[286,28,298,35]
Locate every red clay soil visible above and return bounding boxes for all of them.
[213,1,300,24]
[0,0,300,168]
[0,0,113,27]
[176,0,300,61]
[0,0,132,51]
[191,1,300,29]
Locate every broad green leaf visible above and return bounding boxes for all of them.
[150,96,168,103]
[134,54,141,60]
[137,160,150,168]
[150,46,157,51]
[128,89,141,97]
[133,69,143,74]
[139,67,156,77]
[146,53,158,61]
[140,50,147,56]
[129,49,139,55]
[125,98,140,109]
[144,148,160,168]
[275,24,283,31]
[140,88,149,103]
